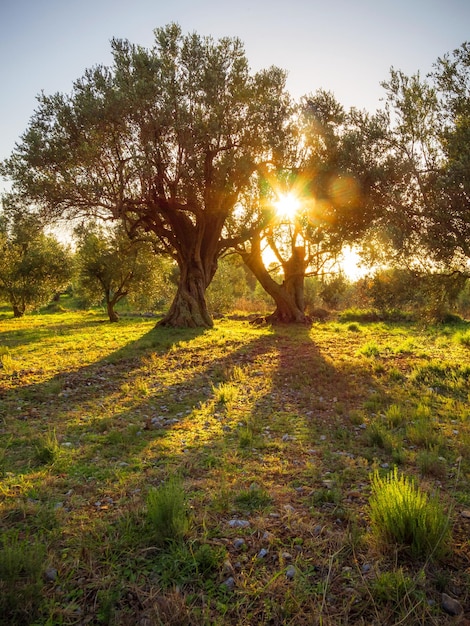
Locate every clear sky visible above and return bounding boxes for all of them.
[1,0,469,194]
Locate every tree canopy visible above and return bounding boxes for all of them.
[1,28,469,326]
[1,23,292,327]
[0,201,73,317]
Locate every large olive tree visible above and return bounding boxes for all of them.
[1,24,292,327]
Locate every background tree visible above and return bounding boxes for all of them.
[0,200,73,317]
[74,222,173,322]
[364,43,470,275]
[430,42,470,267]
[1,24,292,328]
[232,91,394,322]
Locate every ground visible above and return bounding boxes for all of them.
[0,306,469,624]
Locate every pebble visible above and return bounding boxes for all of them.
[233,538,245,549]
[222,577,235,591]
[282,552,293,560]
[461,510,470,519]
[228,519,250,528]
[441,593,463,616]
[257,548,268,559]
[286,565,296,579]
[44,567,58,582]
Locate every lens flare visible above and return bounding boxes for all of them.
[273,192,301,220]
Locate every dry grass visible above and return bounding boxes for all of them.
[0,302,469,624]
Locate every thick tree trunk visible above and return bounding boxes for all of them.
[104,290,120,322]
[106,301,119,322]
[159,260,214,328]
[12,305,24,318]
[242,238,308,324]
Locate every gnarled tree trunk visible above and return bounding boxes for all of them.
[242,236,308,324]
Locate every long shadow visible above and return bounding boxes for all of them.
[0,319,385,624]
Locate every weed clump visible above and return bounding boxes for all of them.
[147,477,189,545]
[35,428,61,465]
[369,467,451,559]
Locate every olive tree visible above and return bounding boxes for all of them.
[232,91,394,322]
[0,203,73,317]
[74,221,174,321]
[1,24,292,327]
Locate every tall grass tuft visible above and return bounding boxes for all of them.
[35,428,61,465]
[0,350,17,376]
[147,477,190,545]
[369,467,451,559]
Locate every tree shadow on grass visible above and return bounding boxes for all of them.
[0,319,395,625]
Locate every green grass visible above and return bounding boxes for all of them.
[369,467,451,559]
[0,304,469,624]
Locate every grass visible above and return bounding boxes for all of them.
[0,303,469,624]
[146,476,190,544]
[369,467,451,559]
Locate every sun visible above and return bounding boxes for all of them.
[273,191,301,220]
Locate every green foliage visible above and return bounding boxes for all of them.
[359,341,380,357]
[153,541,225,588]
[0,205,73,317]
[369,467,451,559]
[319,273,350,309]
[146,478,190,545]
[385,404,406,428]
[74,221,175,320]
[455,329,470,347]
[364,269,466,322]
[0,533,46,624]
[367,422,393,452]
[234,486,272,512]
[206,254,251,315]
[35,428,61,465]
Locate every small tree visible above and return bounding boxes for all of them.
[0,203,73,317]
[74,221,172,321]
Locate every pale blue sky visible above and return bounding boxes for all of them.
[1,0,469,193]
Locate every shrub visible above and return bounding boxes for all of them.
[369,467,451,559]
[147,477,189,545]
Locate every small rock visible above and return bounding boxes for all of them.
[222,560,235,575]
[44,567,58,582]
[286,565,296,579]
[283,504,295,513]
[442,592,463,616]
[282,552,293,560]
[361,563,371,574]
[233,538,245,549]
[228,519,250,528]
[258,548,268,559]
[461,510,470,519]
[222,576,235,591]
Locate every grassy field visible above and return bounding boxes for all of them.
[0,302,469,625]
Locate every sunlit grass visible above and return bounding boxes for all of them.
[0,306,468,624]
[369,467,451,559]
